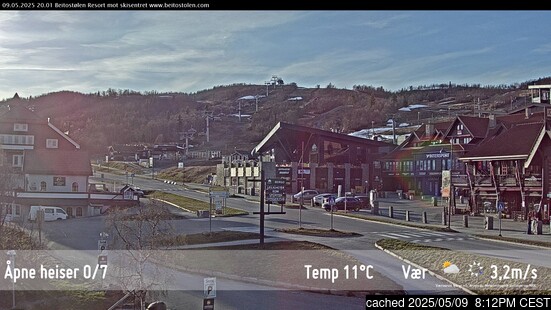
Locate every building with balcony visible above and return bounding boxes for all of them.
[1,95,138,222]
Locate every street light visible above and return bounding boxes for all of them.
[7,250,16,309]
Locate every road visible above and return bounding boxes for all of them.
[33,171,551,308]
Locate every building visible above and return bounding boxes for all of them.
[1,95,138,222]
[380,115,492,197]
[215,122,392,196]
[458,110,551,221]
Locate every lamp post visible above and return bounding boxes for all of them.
[7,250,16,309]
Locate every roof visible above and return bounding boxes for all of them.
[460,123,545,161]
[251,122,391,156]
[24,150,92,176]
[0,103,42,122]
[444,115,489,138]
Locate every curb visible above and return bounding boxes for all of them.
[332,212,457,233]
[374,242,476,295]
[151,198,193,213]
[470,234,551,250]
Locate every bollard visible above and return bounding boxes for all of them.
[422,211,427,224]
[442,210,447,225]
[463,215,468,228]
[406,210,411,222]
[372,201,379,215]
[485,216,493,230]
[537,220,543,235]
[389,206,394,218]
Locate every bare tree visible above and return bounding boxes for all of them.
[106,199,175,310]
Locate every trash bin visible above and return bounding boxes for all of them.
[431,197,438,207]
[485,216,493,230]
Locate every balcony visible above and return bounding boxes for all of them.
[453,174,543,189]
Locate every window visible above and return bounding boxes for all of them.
[12,155,23,167]
[76,207,83,217]
[0,134,34,145]
[14,123,28,131]
[46,139,58,149]
[15,205,20,215]
[40,181,46,191]
[72,182,79,192]
[66,207,73,217]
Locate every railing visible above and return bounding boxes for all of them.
[454,173,543,188]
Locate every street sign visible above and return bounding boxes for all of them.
[209,191,228,198]
[497,201,505,212]
[98,239,107,252]
[203,298,215,310]
[204,277,216,298]
[98,254,107,266]
[266,179,286,204]
[178,162,184,169]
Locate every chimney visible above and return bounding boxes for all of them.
[489,114,496,128]
[525,106,531,119]
[425,123,435,138]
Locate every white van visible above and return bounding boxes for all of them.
[28,206,68,222]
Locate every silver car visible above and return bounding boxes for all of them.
[292,190,319,203]
[312,193,337,206]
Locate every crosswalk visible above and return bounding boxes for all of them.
[373,230,476,244]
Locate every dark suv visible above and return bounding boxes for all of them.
[323,197,362,212]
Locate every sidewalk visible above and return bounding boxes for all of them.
[373,197,551,244]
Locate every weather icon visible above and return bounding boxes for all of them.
[468,261,483,276]
[442,261,460,274]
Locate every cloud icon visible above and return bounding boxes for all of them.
[443,264,460,274]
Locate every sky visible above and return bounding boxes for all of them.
[1,10,551,100]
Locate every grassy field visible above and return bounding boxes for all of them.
[150,191,248,216]
[377,239,551,294]
[158,231,264,246]
[157,166,216,184]
[93,161,145,175]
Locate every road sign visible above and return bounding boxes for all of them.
[98,254,107,266]
[266,179,286,204]
[98,239,107,252]
[178,162,184,169]
[204,277,216,298]
[209,191,228,199]
[203,298,215,310]
[497,201,505,212]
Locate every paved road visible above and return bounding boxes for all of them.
[34,170,551,308]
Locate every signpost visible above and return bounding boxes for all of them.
[253,172,286,244]
[204,277,216,298]
[203,277,216,309]
[208,188,229,232]
[497,201,504,236]
[98,239,107,252]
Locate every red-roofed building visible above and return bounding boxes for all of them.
[0,95,138,222]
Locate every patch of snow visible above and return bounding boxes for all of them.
[398,107,411,112]
[238,95,257,100]
[399,123,410,127]
[288,96,303,101]
[229,114,252,117]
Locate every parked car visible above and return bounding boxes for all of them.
[354,195,370,209]
[312,193,337,206]
[28,206,68,221]
[323,197,362,212]
[292,190,319,203]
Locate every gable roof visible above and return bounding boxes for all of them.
[460,123,545,162]
[24,150,92,176]
[251,122,391,156]
[443,115,489,139]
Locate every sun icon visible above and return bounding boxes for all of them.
[443,261,452,269]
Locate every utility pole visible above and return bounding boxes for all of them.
[391,115,397,145]
[204,112,214,143]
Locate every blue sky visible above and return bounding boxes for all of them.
[1,11,550,100]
